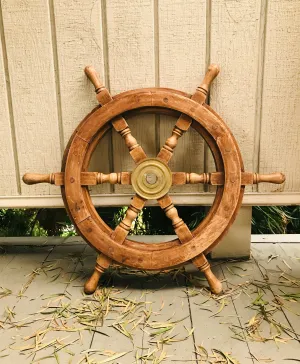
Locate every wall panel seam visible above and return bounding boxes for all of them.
[253,0,268,179]
[100,0,114,192]
[48,0,64,156]
[101,0,111,91]
[154,0,160,154]
[204,0,212,190]
[0,1,21,194]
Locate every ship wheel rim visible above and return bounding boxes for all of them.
[62,88,243,270]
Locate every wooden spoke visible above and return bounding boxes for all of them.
[23,171,285,187]
[243,172,286,185]
[116,122,147,163]
[157,194,193,244]
[157,64,220,163]
[85,66,147,163]
[172,172,213,185]
[156,193,222,293]
[111,194,146,244]
[171,171,286,186]
[157,125,185,163]
[22,172,131,186]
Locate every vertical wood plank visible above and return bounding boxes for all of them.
[0,16,18,195]
[258,0,300,192]
[209,0,261,192]
[52,0,111,194]
[1,0,62,195]
[158,0,207,192]
[106,0,156,193]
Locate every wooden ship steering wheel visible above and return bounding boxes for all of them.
[23,64,285,295]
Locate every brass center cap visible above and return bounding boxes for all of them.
[131,158,172,200]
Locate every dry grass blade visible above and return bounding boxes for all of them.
[250,352,274,363]
[268,254,279,263]
[98,351,131,363]
[0,286,12,299]
[210,298,227,317]
[6,248,299,364]
[212,348,240,364]
[5,306,15,322]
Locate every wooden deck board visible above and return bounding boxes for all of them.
[0,246,52,319]
[89,266,145,363]
[0,242,299,363]
[0,246,53,360]
[141,271,196,363]
[223,247,300,362]
[37,245,97,364]
[186,263,254,363]
[0,245,86,363]
[252,243,300,341]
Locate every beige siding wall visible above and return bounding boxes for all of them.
[0,0,299,206]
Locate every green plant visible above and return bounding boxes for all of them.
[0,206,299,237]
[251,206,299,234]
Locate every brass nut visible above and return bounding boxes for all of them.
[131,158,172,200]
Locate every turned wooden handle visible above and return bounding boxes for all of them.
[23,173,54,185]
[84,270,102,295]
[254,172,285,184]
[84,65,104,92]
[84,254,111,295]
[192,253,222,294]
[198,64,220,93]
[203,267,223,295]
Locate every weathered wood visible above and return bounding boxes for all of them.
[223,245,300,361]
[157,64,219,163]
[61,89,243,272]
[23,173,56,185]
[1,1,299,204]
[84,65,105,94]
[247,172,286,185]
[23,64,285,296]
[0,32,17,195]
[172,171,286,186]
[106,0,156,194]
[53,1,111,195]
[23,172,131,186]
[259,0,300,192]
[84,253,111,294]
[192,254,223,294]
[158,0,207,193]
[188,263,253,363]
[157,193,223,294]
[111,194,146,244]
[157,194,193,244]
[85,66,148,164]
[209,0,262,193]
[2,0,62,196]
[23,171,285,187]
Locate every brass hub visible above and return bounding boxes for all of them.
[131,158,172,200]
